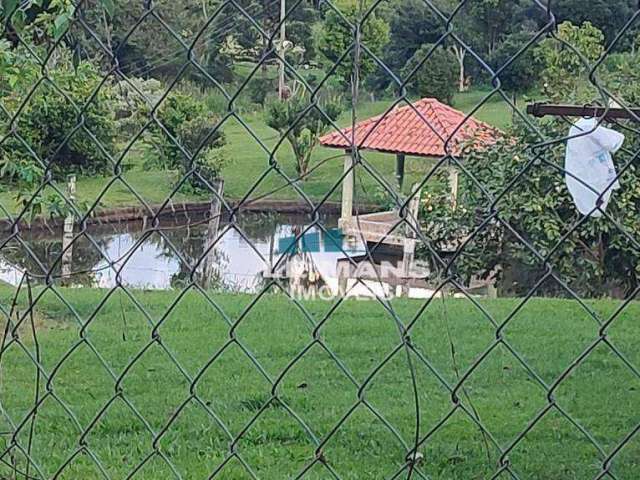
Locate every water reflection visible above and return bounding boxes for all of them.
[0,213,366,292]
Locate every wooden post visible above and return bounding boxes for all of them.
[395,154,405,191]
[449,166,459,210]
[400,185,421,297]
[61,175,76,284]
[340,149,354,225]
[337,259,350,297]
[202,179,224,289]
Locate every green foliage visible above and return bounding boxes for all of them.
[266,93,342,177]
[422,121,640,297]
[232,0,317,65]
[203,34,237,84]
[246,75,276,107]
[402,44,458,104]
[489,31,541,92]
[385,0,443,71]
[111,77,165,136]
[1,0,76,41]
[552,0,636,44]
[466,0,520,55]
[0,52,116,186]
[535,21,605,101]
[146,91,226,193]
[607,51,640,106]
[314,1,390,89]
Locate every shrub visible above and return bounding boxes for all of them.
[146,91,226,193]
[266,93,342,178]
[421,121,640,298]
[534,21,605,101]
[246,75,276,107]
[402,44,457,104]
[0,49,116,186]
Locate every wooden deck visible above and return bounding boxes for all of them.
[339,210,466,254]
[338,211,411,247]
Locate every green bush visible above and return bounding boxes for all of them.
[246,75,276,108]
[146,91,226,193]
[0,49,116,186]
[266,93,342,178]
[402,44,457,104]
[421,120,640,298]
[534,21,605,101]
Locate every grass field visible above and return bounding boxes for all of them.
[0,88,518,216]
[1,288,639,479]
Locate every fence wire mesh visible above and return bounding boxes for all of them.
[1,0,640,478]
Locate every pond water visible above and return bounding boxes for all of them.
[0,213,372,293]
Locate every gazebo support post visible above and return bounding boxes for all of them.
[395,154,405,190]
[341,149,354,225]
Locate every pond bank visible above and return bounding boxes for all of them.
[4,198,379,233]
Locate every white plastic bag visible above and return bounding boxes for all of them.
[565,117,625,217]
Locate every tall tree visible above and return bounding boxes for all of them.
[552,0,636,45]
[402,44,457,104]
[385,0,444,71]
[466,0,519,56]
[314,0,390,89]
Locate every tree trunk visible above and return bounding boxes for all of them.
[286,133,306,178]
[451,46,467,93]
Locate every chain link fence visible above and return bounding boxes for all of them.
[1,0,640,478]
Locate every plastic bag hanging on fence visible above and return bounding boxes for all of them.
[565,117,625,217]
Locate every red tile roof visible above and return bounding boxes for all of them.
[319,98,499,157]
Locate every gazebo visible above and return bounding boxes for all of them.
[319,97,498,248]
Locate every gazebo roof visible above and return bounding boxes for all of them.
[319,98,498,157]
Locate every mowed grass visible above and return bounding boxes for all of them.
[0,89,518,216]
[1,288,639,479]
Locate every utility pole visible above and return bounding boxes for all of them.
[278,0,286,100]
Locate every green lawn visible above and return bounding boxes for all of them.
[1,288,639,478]
[0,89,518,217]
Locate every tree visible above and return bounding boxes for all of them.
[385,0,443,71]
[449,43,468,93]
[402,44,457,104]
[314,0,390,89]
[266,92,342,178]
[145,90,227,193]
[1,48,116,184]
[440,0,480,93]
[535,21,605,101]
[204,34,244,84]
[421,120,640,298]
[552,0,636,46]
[489,31,541,92]
[466,0,520,56]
